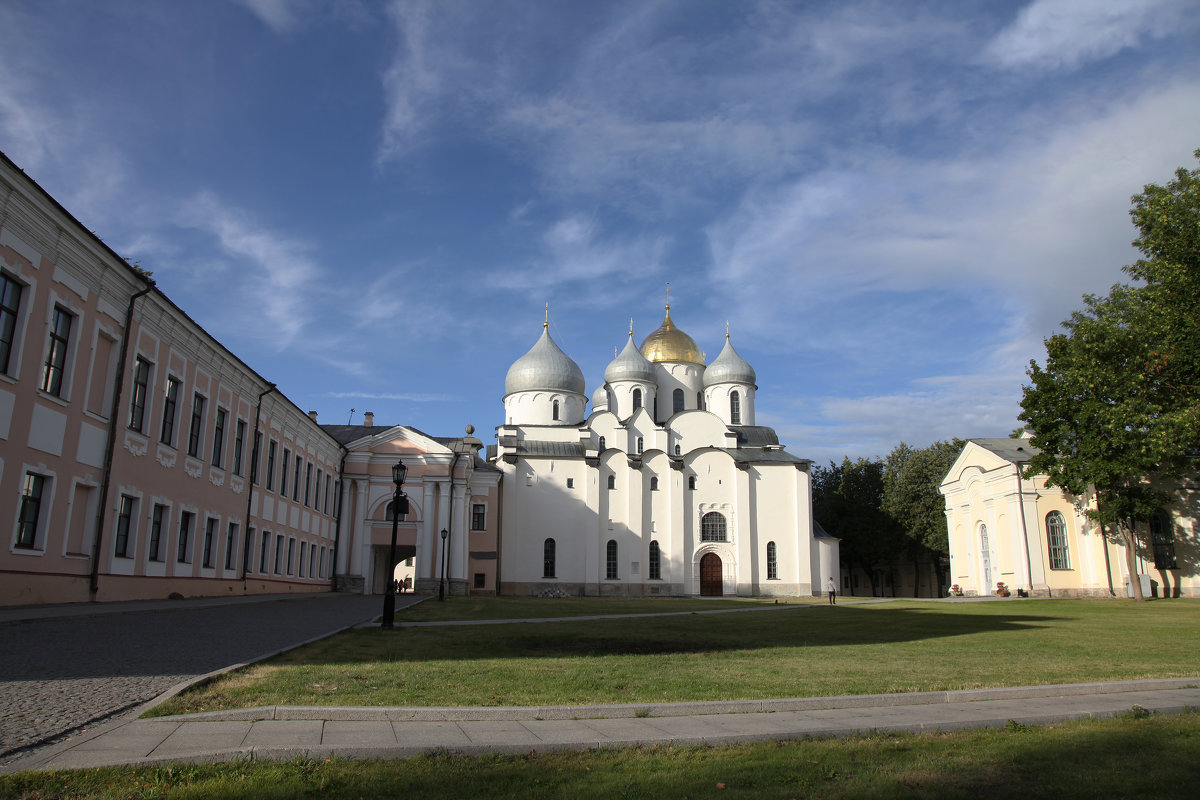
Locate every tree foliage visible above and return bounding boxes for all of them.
[1019,150,1200,601]
[882,439,964,595]
[812,458,902,596]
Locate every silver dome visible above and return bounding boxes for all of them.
[591,385,609,409]
[703,336,756,388]
[505,327,586,396]
[604,334,656,384]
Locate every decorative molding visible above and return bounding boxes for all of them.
[123,432,148,457]
[184,458,202,479]
[156,445,177,468]
[209,470,225,487]
[230,476,244,494]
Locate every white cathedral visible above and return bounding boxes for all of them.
[492,304,838,597]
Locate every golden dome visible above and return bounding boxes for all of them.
[640,305,705,365]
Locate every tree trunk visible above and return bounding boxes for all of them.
[912,559,920,598]
[1121,520,1146,602]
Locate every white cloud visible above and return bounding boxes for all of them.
[229,0,302,35]
[983,0,1194,71]
[177,192,322,350]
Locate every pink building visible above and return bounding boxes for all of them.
[2,152,344,605]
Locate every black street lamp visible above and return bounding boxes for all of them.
[381,460,408,629]
[438,527,449,601]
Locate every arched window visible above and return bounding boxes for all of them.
[607,474,616,490]
[673,388,684,414]
[632,388,642,410]
[650,477,659,491]
[697,392,704,410]
[1046,511,1070,570]
[385,500,406,521]
[543,538,556,578]
[649,540,661,580]
[598,436,606,451]
[730,391,741,425]
[674,444,681,455]
[701,512,727,542]
[1150,510,1178,570]
[606,539,618,579]
[688,476,696,490]
[637,436,643,454]
[767,541,778,580]
[552,400,560,421]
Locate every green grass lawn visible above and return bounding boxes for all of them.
[150,598,1200,715]
[398,595,811,622]
[5,711,1199,799]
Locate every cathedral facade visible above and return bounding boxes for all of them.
[492,307,838,597]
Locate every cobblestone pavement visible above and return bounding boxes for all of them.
[0,593,383,765]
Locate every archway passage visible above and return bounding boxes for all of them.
[700,552,723,596]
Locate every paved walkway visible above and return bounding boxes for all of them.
[7,678,1197,771]
[0,591,394,767]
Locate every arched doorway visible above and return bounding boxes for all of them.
[700,552,723,596]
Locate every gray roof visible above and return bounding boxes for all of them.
[733,426,779,447]
[724,448,809,466]
[969,438,1042,464]
[512,440,586,458]
[505,327,586,396]
[703,336,756,388]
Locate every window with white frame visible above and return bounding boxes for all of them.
[233,420,246,475]
[202,517,217,568]
[730,390,741,425]
[225,522,238,570]
[128,357,152,432]
[148,503,166,561]
[187,394,206,457]
[767,541,778,580]
[114,495,136,558]
[41,305,73,397]
[472,504,486,530]
[0,271,24,375]
[177,511,194,563]
[16,472,48,549]
[160,377,181,445]
[606,539,618,579]
[1046,511,1070,570]
[701,511,727,542]
[648,540,661,580]
[1150,510,1179,570]
[212,408,227,467]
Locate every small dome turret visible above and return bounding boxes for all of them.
[704,332,756,388]
[592,385,609,410]
[504,325,586,397]
[605,332,656,383]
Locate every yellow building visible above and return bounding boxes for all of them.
[940,438,1197,598]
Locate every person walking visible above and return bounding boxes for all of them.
[827,576,837,605]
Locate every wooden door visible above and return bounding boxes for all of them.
[700,553,723,596]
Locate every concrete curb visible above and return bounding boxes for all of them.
[152,676,1200,722]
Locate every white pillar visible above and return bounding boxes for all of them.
[355,479,372,592]
[420,480,438,580]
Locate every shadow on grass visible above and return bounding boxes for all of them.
[286,605,1063,664]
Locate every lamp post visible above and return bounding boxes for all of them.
[381,460,408,629]
[439,528,449,601]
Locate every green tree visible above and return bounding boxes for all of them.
[1019,151,1200,601]
[882,440,964,597]
[812,459,902,596]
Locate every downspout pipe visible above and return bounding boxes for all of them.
[329,445,348,592]
[241,384,276,582]
[1015,461,1036,596]
[90,280,154,595]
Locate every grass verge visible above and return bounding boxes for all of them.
[148,598,1200,715]
[4,711,1199,799]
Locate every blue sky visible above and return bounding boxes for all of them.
[2,0,1197,464]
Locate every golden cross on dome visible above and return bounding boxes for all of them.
[544,302,549,329]
[628,317,634,337]
[665,282,671,310]
[726,320,730,339]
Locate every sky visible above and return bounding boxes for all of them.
[1,0,1197,465]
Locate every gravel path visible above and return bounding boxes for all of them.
[0,593,382,764]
